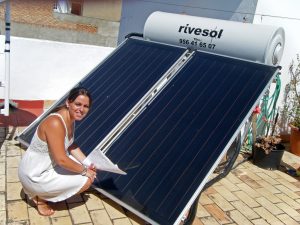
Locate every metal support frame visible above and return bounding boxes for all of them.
[0,0,10,116]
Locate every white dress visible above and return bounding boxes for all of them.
[18,113,88,202]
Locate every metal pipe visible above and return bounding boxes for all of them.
[3,0,10,116]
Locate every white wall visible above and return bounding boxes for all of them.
[253,0,300,108]
[0,36,114,100]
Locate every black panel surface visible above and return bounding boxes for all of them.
[17,38,186,151]
[95,51,278,225]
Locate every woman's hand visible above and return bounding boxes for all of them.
[88,163,96,172]
[86,168,97,182]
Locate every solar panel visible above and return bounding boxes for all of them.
[17,38,187,150]
[16,37,279,225]
[93,50,278,225]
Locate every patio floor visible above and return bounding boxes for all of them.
[1,127,300,225]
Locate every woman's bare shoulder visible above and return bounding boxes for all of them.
[40,114,64,132]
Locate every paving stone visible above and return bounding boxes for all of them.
[83,192,104,210]
[6,146,21,157]
[238,168,264,181]
[192,217,204,225]
[203,204,232,224]
[275,193,300,209]
[7,167,20,183]
[274,170,299,183]
[253,206,284,225]
[204,187,217,195]
[51,216,73,225]
[276,178,300,192]
[102,198,126,219]
[262,168,282,179]
[196,203,211,218]
[0,210,6,225]
[228,209,253,225]
[199,193,214,205]
[50,201,70,218]
[0,175,5,192]
[256,172,280,185]
[6,221,29,225]
[6,156,21,168]
[0,155,6,165]
[292,181,300,188]
[0,193,5,211]
[240,176,262,189]
[275,184,300,199]
[239,161,251,169]
[234,190,260,208]
[236,183,261,198]
[7,200,28,222]
[0,163,5,175]
[6,182,24,201]
[276,202,300,221]
[255,187,282,204]
[213,186,238,202]
[255,197,283,215]
[256,180,281,194]
[219,178,240,192]
[231,200,259,220]
[113,218,132,225]
[251,218,270,225]
[28,207,51,225]
[277,213,300,225]
[200,216,221,225]
[68,202,91,224]
[207,193,234,211]
[0,142,6,151]
[225,172,243,184]
[90,209,113,225]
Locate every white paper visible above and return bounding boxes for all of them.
[83,149,127,175]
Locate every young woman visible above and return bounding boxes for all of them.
[18,87,97,216]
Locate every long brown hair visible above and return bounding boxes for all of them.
[52,87,92,112]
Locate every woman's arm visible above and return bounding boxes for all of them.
[40,117,94,175]
[68,144,86,163]
[68,144,96,171]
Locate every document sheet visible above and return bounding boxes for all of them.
[83,149,127,175]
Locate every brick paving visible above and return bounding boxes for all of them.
[1,131,300,225]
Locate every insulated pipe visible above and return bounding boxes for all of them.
[144,11,285,65]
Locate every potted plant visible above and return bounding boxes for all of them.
[281,54,300,155]
[252,107,285,170]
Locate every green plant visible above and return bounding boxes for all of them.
[281,54,300,129]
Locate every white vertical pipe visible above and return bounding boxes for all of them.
[3,0,10,116]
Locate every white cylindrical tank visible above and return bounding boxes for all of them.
[144,11,285,65]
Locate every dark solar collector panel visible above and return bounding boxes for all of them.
[93,51,278,225]
[17,38,186,151]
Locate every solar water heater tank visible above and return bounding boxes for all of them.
[144,11,285,65]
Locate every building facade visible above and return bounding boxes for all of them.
[0,0,121,47]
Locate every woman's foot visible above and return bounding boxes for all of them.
[33,197,55,216]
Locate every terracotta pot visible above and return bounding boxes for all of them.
[290,124,300,156]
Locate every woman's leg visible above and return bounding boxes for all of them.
[33,196,55,216]
[77,177,93,194]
